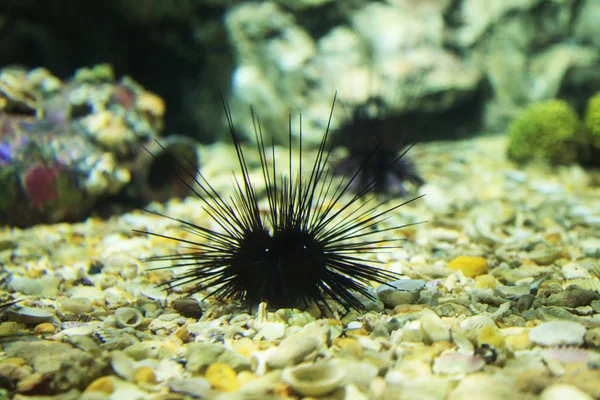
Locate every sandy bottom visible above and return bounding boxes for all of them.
[1,134,600,399]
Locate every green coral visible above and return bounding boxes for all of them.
[584,91,600,149]
[506,99,580,165]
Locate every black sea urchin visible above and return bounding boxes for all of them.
[333,96,424,196]
[137,95,422,312]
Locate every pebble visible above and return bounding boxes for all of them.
[584,327,600,347]
[385,279,426,291]
[85,376,115,394]
[60,298,93,314]
[114,307,144,329]
[102,253,140,279]
[580,238,600,258]
[419,309,450,343]
[167,378,211,398]
[205,362,239,392]
[517,294,536,312]
[446,256,488,277]
[282,362,345,397]
[6,306,55,324]
[529,321,586,346]
[187,343,250,373]
[529,247,562,265]
[562,263,592,279]
[68,286,105,301]
[433,353,486,375]
[545,287,599,308]
[474,274,497,289]
[448,373,520,400]
[8,276,43,295]
[541,384,594,400]
[172,298,203,319]
[377,289,419,308]
[256,322,286,341]
[34,322,56,335]
[131,366,157,385]
[261,334,324,370]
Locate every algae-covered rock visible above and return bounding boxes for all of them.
[4,341,107,393]
[506,99,580,164]
[584,91,600,149]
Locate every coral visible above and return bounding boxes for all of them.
[0,64,198,227]
[584,91,600,149]
[506,99,580,164]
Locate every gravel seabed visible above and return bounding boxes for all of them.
[1,134,600,400]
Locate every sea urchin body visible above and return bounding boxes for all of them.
[333,96,424,195]
[138,94,422,312]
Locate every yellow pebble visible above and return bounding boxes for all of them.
[0,357,26,367]
[543,232,562,245]
[28,269,45,278]
[85,376,115,394]
[447,256,488,277]
[345,328,369,337]
[475,274,497,289]
[237,371,258,387]
[394,304,425,314]
[232,337,257,358]
[525,320,541,328]
[34,323,56,335]
[477,325,505,348]
[206,363,239,392]
[333,337,358,349]
[505,332,531,351]
[431,341,454,356]
[132,366,157,384]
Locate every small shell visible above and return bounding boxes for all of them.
[561,263,591,280]
[286,310,316,327]
[455,315,497,344]
[6,306,55,324]
[259,334,323,371]
[528,247,561,265]
[102,253,141,279]
[167,378,211,398]
[419,309,450,343]
[433,353,486,375]
[282,362,345,397]
[60,298,93,314]
[564,279,600,292]
[255,322,286,341]
[377,285,420,308]
[111,351,135,380]
[529,321,586,347]
[172,298,203,319]
[114,307,144,329]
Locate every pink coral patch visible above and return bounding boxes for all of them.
[24,164,60,207]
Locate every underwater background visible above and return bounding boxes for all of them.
[1,0,600,399]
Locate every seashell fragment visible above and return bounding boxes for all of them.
[260,334,323,370]
[433,353,486,375]
[377,279,424,308]
[168,378,211,398]
[114,307,144,329]
[419,309,450,343]
[455,315,497,344]
[6,306,55,324]
[529,321,586,346]
[528,247,561,265]
[282,362,345,397]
